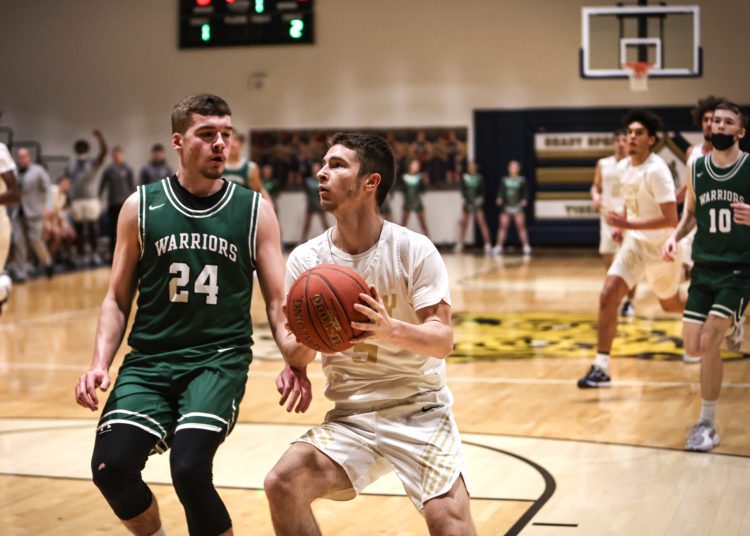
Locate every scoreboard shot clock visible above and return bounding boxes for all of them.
[180,0,314,48]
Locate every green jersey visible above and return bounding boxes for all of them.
[223,159,251,187]
[692,152,750,266]
[128,177,261,355]
[497,175,527,207]
[461,173,484,204]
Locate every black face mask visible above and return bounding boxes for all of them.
[710,132,736,151]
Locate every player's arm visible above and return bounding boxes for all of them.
[75,193,140,410]
[608,201,678,230]
[663,167,697,261]
[351,290,453,359]
[0,170,20,205]
[254,197,316,369]
[254,197,315,413]
[590,161,603,211]
[93,129,108,168]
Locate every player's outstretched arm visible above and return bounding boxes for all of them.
[351,287,453,359]
[254,197,316,369]
[75,193,139,411]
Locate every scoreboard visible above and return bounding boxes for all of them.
[179,0,314,48]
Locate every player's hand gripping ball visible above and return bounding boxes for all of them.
[286,264,372,352]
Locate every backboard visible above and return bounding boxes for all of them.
[580,4,701,79]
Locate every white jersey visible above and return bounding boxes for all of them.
[599,155,625,213]
[286,221,451,409]
[0,143,14,266]
[618,153,676,243]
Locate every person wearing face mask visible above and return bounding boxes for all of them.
[63,129,108,267]
[674,97,725,320]
[662,100,750,452]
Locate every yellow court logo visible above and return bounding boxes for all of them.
[451,312,747,362]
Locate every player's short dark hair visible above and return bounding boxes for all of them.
[690,95,724,127]
[171,94,231,135]
[151,143,165,153]
[614,128,627,137]
[622,109,664,138]
[330,132,395,208]
[73,139,89,154]
[714,100,748,129]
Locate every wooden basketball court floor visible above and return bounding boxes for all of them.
[1,251,749,535]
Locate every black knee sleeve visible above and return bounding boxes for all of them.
[91,425,156,520]
[170,429,231,536]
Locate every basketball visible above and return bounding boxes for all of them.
[286,264,372,353]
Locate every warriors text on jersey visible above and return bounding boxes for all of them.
[286,221,451,408]
[691,152,750,266]
[128,176,261,355]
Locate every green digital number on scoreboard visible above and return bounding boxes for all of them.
[179,0,314,48]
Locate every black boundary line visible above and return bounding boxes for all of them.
[532,522,578,527]
[464,440,557,536]
[2,417,748,459]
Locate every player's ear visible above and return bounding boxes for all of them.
[172,132,183,152]
[364,172,381,193]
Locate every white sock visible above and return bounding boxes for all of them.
[699,399,718,427]
[594,352,610,372]
[149,527,167,536]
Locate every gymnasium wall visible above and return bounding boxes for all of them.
[1,0,747,242]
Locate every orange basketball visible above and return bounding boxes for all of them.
[286,264,372,353]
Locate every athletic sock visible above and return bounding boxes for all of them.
[699,399,718,427]
[594,352,610,373]
[149,527,167,536]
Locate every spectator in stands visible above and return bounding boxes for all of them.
[261,163,282,213]
[63,129,107,266]
[99,146,136,260]
[139,143,173,185]
[9,147,54,280]
[43,176,76,267]
[300,162,330,243]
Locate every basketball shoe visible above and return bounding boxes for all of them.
[685,421,720,452]
[577,365,611,388]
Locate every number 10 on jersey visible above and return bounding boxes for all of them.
[169,263,219,304]
[708,208,732,233]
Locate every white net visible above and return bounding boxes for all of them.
[624,62,652,92]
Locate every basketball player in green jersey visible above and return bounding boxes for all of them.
[663,101,750,451]
[300,162,330,242]
[493,160,531,256]
[74,94,309,536]
[454,160,491,254]
[224,132,269,199]
[401,158,431,238]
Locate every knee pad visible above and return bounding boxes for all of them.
[170,429,231,535]
[91,426,155,520]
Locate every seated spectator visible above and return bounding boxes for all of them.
[43,176,76,268]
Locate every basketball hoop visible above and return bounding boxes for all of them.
[624,61,652,92]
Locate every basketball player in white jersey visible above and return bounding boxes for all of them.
[578,109,683,388]
[265,133,475,535]
[591,129,636,316]
[0,141,21,312]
